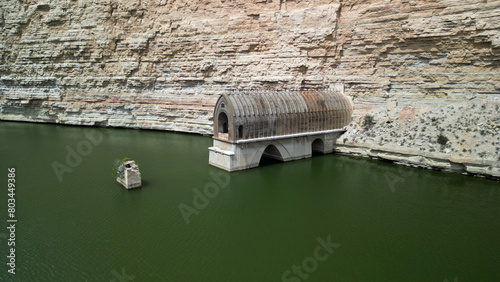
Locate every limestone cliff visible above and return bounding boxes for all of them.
[1,0,499,177]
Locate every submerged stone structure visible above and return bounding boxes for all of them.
[116,160,142,189]
[209,88,353,171]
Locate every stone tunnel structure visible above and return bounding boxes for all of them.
[209,87,354,171]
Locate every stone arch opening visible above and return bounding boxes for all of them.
[311,138,325,155]
[238,125,243,139]
[259,144,284,167]
[218,112,229,134]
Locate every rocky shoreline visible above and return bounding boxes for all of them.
[336,96,500,179]
[2,94,499,180]
[334,145,499,180]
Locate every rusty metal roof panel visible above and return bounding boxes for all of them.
[214,89,353,141]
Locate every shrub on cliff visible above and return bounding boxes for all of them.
[363,114,375,129]
[437,134,449,146]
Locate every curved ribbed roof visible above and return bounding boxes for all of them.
[214,90,353,141]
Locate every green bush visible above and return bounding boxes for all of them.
[363,114,375,129]
[437,134,448,146]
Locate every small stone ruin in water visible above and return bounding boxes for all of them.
[116,160,142,189]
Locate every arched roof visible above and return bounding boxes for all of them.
[213,90,353,141]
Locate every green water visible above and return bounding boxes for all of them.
[0,121,499,281]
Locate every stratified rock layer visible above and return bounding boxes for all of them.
[1,0,499,177]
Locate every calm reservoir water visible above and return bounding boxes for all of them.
[0,121,499,281]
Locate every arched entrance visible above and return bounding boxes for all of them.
[259,144,284,166]
[238,125,244,139]
[311,138,325,155]
[218,112,228,134]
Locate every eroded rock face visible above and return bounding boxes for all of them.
[337,98,500,178]
[0,0,499,177]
